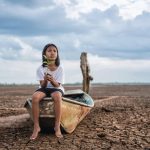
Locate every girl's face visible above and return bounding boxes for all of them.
[45,46,57,60]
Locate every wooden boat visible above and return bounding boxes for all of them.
[24,89,94,133]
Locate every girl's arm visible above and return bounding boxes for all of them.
[40,74,48,88]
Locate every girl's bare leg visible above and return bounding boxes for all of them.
[51,92,63,138]
[30,92,46,140]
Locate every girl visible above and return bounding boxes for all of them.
[30,43,64,140]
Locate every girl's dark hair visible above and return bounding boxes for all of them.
[42,43,60,67]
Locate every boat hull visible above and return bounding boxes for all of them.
[24,90,94,133]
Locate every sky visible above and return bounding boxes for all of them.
[0,0,150,84]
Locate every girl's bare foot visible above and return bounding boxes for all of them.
[30,127,41,140]
[54,127,63,138]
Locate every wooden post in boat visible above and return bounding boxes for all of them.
[80,52,93,93]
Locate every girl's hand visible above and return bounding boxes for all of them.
[46,73,60,87]
[46,74,55,82]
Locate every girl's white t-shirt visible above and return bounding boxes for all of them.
[36,65,65,92]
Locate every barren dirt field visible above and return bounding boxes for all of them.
[0,84,150,150]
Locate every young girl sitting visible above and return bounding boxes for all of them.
[30,43,64,140]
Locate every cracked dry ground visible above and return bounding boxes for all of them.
[0,85,150,150]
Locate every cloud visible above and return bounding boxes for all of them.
[0,0,150,83]
[0,0,54,8]
[1,1,150,60]
[0,35,41,61]
[87,53,150,83]
[54,0,150,20]
[1,53,150,84]
[0,59,40,84]
[0,1,71,36]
